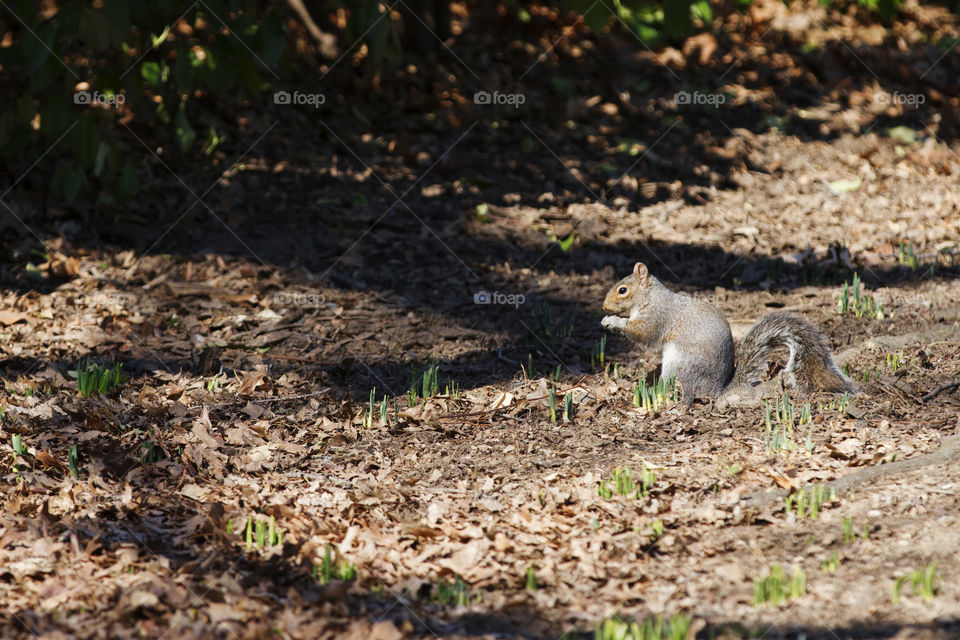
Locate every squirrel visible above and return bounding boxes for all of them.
[600,262,858,402]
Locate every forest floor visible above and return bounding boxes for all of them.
[1,0,960,638]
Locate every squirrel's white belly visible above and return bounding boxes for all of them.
[661,342,681,378]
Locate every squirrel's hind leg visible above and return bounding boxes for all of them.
[664,345,731,402]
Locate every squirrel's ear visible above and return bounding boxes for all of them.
[632,262,648,285]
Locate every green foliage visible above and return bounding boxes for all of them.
[140,439,164,464]
[68,445,79,478]
[71,360,124,397]
[647,518,665,542]
[785,485,836,519]
[335,1,401,67]
[594,613,692,640]
[549,386,558,422]
[886,351,905,370]
[893,563,939,603]
[364,388,401,427]
[855,0,903,22]
[633,376,678,411]
[820,553,840,573]
[315,543,356,584]
[563,391,573,422]
[820,391,851,412]
[525,566,538,590]
[363,387,377,428]
[408,361,440,406]
[530,302,575,344]
[765,393,811,453]
[11,434,26,457]
[898,242,919,270]
[837,273,885,319]
[522,353,537,380]
[565,0,718,43]
[591,334,606,369]
[0,1,288,204]
[433,575,473,606]
[547,231,576,252]
[753,565,806,605]
[597,463,656,500]
[843,517,855,542]
[243,514,283,550]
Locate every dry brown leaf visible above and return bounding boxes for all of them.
[237,371,266,395]
[0,310,29,325]
[180,483,211,502]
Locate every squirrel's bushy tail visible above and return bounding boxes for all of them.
[731,312,858,394]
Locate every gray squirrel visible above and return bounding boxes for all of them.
[601,262,857,402]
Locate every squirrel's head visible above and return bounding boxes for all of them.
[602,262,650,316]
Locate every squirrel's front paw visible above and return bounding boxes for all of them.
[601,315,627,331]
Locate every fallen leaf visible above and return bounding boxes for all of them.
[0,310,29,325]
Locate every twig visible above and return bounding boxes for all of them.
[496,347,519,367]
[285,0,338,57]
[921,381,960,402]
[188,389,333,411]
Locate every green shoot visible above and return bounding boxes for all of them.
[633,376,679,411]
[886,351,905,370]
[241,515,283,550]
[363,387,376,428]
[823,391,852,412]
[522,353,536,380]
[594,613,692,640]
[433,575,472,606]
[549,386,557,422]
[315,543,356,584]
[72,359,124,397]
[530,302,574,343]
[550,364,562,383]
[648,519,664,542]
[597,463,656,500]
[753,565,806,605]
[525,566,538,590]
[837,273,884,319]
[898,242,919,270]
[68,445,79,478]
[11,434,25,456]
[821,553,840,573]
[893,562,938,603]
[408,361,440,406]
[785,485,835,519]
[563,391,573,422]
[140,439,163,464]
[842,517,856,543]
[765,394,811,453]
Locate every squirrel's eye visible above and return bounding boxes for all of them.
[617,286,628,295]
